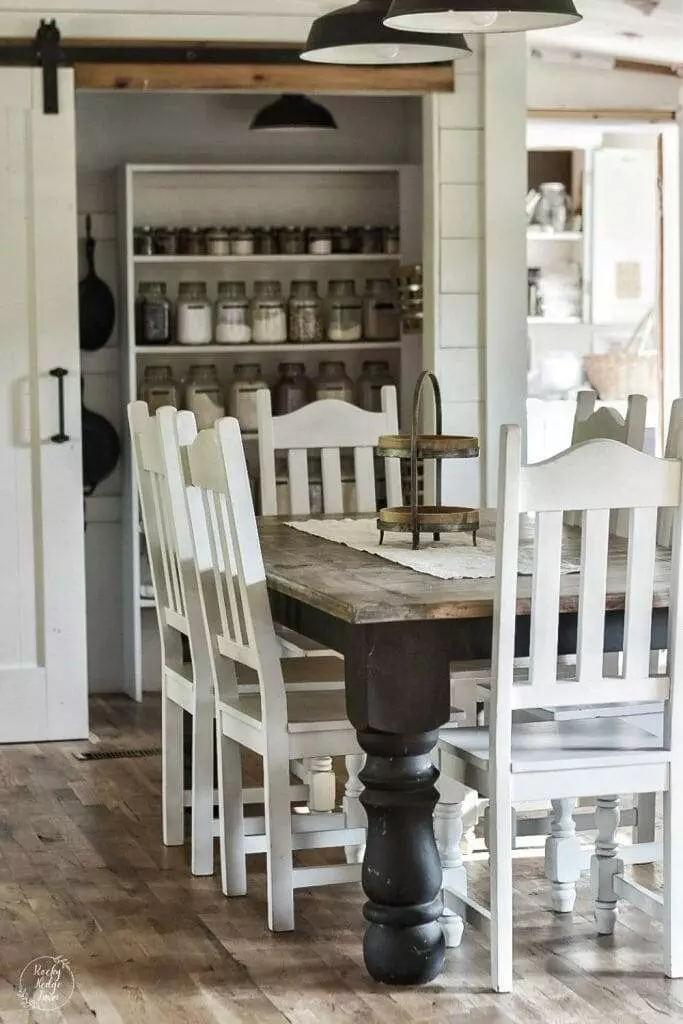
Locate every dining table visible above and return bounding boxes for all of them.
[259,515,671,987]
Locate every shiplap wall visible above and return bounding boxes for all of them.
[77,92,418,692]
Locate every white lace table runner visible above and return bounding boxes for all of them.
[285,517,580,581]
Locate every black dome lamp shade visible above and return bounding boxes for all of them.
[301,0,471,64]
[250,94,338,131]
[384,0,582,33]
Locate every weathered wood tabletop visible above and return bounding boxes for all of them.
[258,516,670,987]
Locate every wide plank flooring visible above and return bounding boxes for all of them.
[0,695,682,1023]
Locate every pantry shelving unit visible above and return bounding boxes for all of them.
[121,163,422,699]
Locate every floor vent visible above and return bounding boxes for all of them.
[73,746,161,762]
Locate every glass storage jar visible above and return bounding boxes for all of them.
[327,279,362,343]
[205,227,230,256]
[256,227,277,255]
[333,226,355,254]
[280,226,306,256]
[314,361,353,403]
[134,226,154,256]
[360,225,382,255]
[288,280,324,344]
[273,362,310,415]
[231,228,255,256]
[536,182,571,234]
[356,360,395,412]
[251,281,287,344]
[140,365,180,414]
[137,282,172,346]
[154,227,178,256]
[308,227,332,256]
[176,282,213,345]
[185,364,225,430]
[383,226,400,255]
[228,364,268,432]
[179,227,206,256]
[363,278,400,341]
[216,281,251,344]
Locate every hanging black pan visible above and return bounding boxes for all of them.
[81,379,121,496]
[79,214,115,351]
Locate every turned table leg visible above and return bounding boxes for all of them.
[358,728,445,986]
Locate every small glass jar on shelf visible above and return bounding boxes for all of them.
[139,365,181,414]
[176,282,213,346]
[231,228,255,256]
[228,364,268,432]
[256,227,278,255]
[383,226,400,255]
[280,226,306,256]
[308,228,333,256]
[137,282,172,346]
[314,361,353,403]
[205,227,230,256]
[134,226,154,256]
[185,364,225,430]
[273,363,310,415]
[356,360,396,413]
[363,278,400,341]
[252,281,287,344]
[154,227,179,256]
[360,226,382,255]
[288,280,324,344]
[327,279,362,343]
[179,227,206,256]
[216,281,251,345]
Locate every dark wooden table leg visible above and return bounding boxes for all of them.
[358,727,445,985]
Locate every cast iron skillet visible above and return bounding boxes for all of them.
[79,214,115,351]
[81,379,120,496]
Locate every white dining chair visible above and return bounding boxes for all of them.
[174,409,368,931]
[657,397,683,548]
[256,386,402,827]
[128,400,215,877]
[437,424,683,992]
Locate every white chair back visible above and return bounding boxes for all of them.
[492,426,683,746]
[178,411,288,730]
[257,387,402,516]
[658,398,683,549]
[567,390,647,536]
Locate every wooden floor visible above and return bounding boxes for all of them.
[1,696,682,1023]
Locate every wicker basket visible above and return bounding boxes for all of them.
[584,351,658,400]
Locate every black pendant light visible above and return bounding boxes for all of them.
[384,0,582,33]
[301,0,471,65]
[250,94,337,132]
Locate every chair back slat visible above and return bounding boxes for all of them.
[576,508,610,682]
[492,427,682,729]
[657,398,683,548]
[257,387,401,516]
[622,506,658,680]
[566,390,647,536]
[528,511,562,689]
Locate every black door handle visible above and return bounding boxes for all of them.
[49,367,69,443]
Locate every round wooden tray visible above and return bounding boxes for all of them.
[378,505,480,533]
[378,434,479,460]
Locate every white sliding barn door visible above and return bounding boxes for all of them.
[0,68,88,742]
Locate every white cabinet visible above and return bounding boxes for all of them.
[0,69,88,741]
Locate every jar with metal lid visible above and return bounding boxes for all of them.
[288,280,324,344]
[154,227,178,256]
[273,363,310,415]
[215,281,251,344]
[256,227,278,255]
[205,227,230,256]
[314,361,353,403]
[140,365,181,414]
[360,225,382,255]
[134,226,154,256]
[185,364,225,431]
[363,278,400,341]
[327,280,362,343]
[228,364,268,432]
[179,227,206,256]
[137,282,172,345]
[308,227,332,256]
[383,226,400,255]
[280,226,306,256]
[333,226,355,254]
[356,360,395,413]
[231,228,255,256]
[251,280,287,344]
[176,282,213,345]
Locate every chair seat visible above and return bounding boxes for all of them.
[439,717,666,775]
[224,688,353,734]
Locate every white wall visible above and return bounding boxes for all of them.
[77,91,418,692]
[528,58,681,114]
